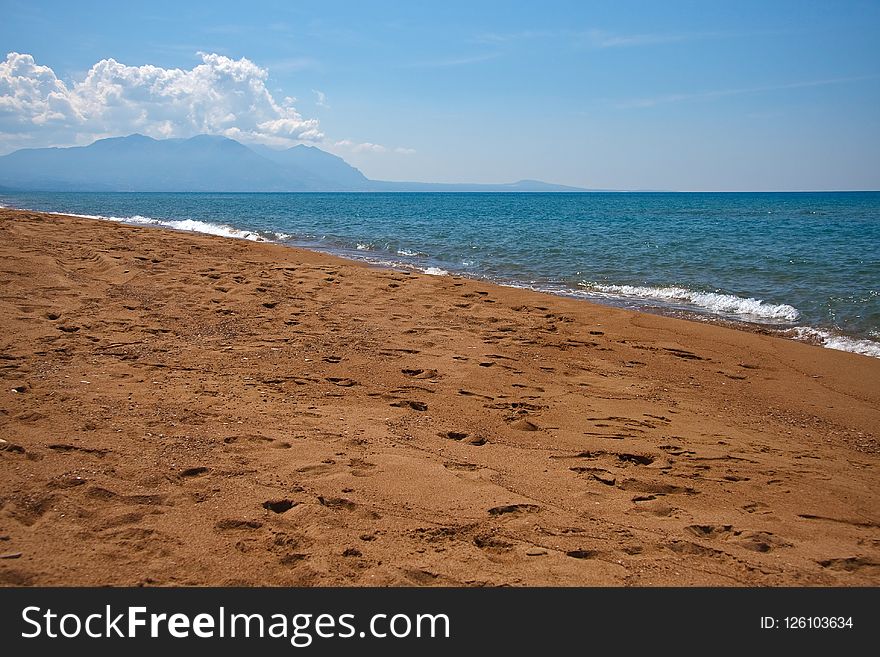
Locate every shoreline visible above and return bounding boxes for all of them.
[2,200,877,360]
[1,207,878,586]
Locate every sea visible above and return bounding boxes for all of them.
[2,191,878,358]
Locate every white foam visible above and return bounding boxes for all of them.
[116,214,158,225]
[164,218,265,241]
[396,249,421,257]
[580,283,800,321]
[789,327,880,358]
[422,266,449,276]
[356,242,371,251]
[47,210,106,220]
[45,210,269,241]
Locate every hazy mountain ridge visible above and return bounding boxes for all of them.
[0,134,587,192]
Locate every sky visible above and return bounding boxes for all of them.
[1,0,879,190]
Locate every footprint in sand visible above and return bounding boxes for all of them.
[566,549,598,559]
[488,504,540,516]
[685,524,734,539]
[348,458,377,477]
[0,440,27,455]
[616,453,655,466]
[458,389,494,400]
[262,499,297,514]
[816,556,880,573]
[296,463,337,476]
[570,467,616,486]
[401,368,439,379]
[441,431,469,441]
[326,377,357,387]
[179,466,209,478]
[664,347,708,361]
[443,461,481,471]
[618,479,695,495]
[509,418,540,431]
[317,496,359,511]
[664,540,724,556]
[215,519,263,531]
[48,444,110,457]
[438,431,488,446]
[390,400,428,411]
[474,534,514,552]
[686,524,792,553]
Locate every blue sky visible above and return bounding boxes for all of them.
[1,0,879,190]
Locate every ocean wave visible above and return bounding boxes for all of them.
[788,327,880,358]
[45,210,281,242]
[579,283,800,321]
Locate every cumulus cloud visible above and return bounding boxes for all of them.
[0,51,323,152]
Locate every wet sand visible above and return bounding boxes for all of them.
[0,207,878,586]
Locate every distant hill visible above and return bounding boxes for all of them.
[250,143,371,190]
[368,178,589,192]
[0,134,588,192]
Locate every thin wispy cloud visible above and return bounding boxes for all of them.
[406,52,500,68]
[617,75,879,109]
[471,29,556,44]
[267,22,293,33]
[584,29,707,48]
[201,24,250,36]
[590,27,799,49]
[333,140,415,155]
[148,42,230,56]
[471,27,794,50]
[312,89,329,108]
[267,57,320,73]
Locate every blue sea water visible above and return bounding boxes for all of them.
[2,191,879,357]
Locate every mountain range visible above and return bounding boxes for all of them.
[0,134,586,192]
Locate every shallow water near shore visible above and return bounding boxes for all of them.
[2,190,878,356]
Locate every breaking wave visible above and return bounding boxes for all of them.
[579,283,800,322]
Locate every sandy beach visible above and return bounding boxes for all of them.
[0,207,877,586]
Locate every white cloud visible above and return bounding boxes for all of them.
[330,139,416,157]
[406,52,499,68]
[312,89,329,108]
[0,51,323,152]
[616,75,879,109]
[353,142,387,153]
[333,139,385,153]
[583,29,696,49]
[332,139,415,156]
